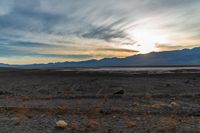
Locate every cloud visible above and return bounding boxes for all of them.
[0,0,200,64]
[0,0,14,16]
[81,19,127,41]
[0,44,92,59]
[156,43,200,51]
[98,48,139,53]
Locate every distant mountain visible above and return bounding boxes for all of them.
[0,63,10,67]
[1,47,200,68]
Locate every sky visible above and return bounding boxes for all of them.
[0,0,200,64]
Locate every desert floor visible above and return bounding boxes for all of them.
[0,68,200,133]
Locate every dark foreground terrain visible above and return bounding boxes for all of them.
[0,68,200,133]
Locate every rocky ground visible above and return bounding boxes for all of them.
[0,68,200,133]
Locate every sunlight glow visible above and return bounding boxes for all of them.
[128,29,171,54]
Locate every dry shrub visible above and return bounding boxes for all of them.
[151,103,161,109]
[13,107,32,118]
[13,117,22,125]
[43,96,54,100]
[144,93,152,100]
[158,117,177,133]
[86,96,109,119]
[85,118,99,131]
[122,113,137,129]
[56,106,68,115]
[126,121,136,128]
[86,107,100,119]
[11,107,32,125]
[11,116,24,125]
[21,96,32,101]
[47,107,67,116]
[192,95,200,101]
[71,122,79,130]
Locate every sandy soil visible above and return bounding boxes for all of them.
[0,68,200,133]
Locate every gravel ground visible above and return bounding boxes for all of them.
[0,68,200,133]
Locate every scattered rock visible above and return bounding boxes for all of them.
[166,83,171,87]
[107,129,112,133]
[188,111,200,116]
[91,78,97,82]
[99,109,112,115]
[56,120,68,129]
[0,90,12,95]
[170,97,176,101]
[114,90,124,95]
[38,89,49,95]
[184,80,190,84]
[112,115,116,118]
[57,91,62,94]
[169,101,179,108]
[133,102,139,106]
[47,129,52,133]
[136,117,141,121]
[192,77,197,81]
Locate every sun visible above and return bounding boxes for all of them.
[128,29,170,54]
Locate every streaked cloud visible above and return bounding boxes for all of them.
[98,48,139,53]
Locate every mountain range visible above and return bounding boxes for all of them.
[1,47,200,68]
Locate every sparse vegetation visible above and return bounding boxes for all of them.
[158,117,177,133]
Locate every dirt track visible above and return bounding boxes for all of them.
[0,68,200,133]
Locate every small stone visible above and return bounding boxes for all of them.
[133,102,139,106]
[184,80,190,84]
[112,115,116,118]
[47,129,52,133]
[166,83,171,87]
[107,129,112,133]
[114,90,125,95]
[56,120,68,129]
[136,117,141,121]
[170,101,178,108]
[170,97,176,101]
[192,77,197,81]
